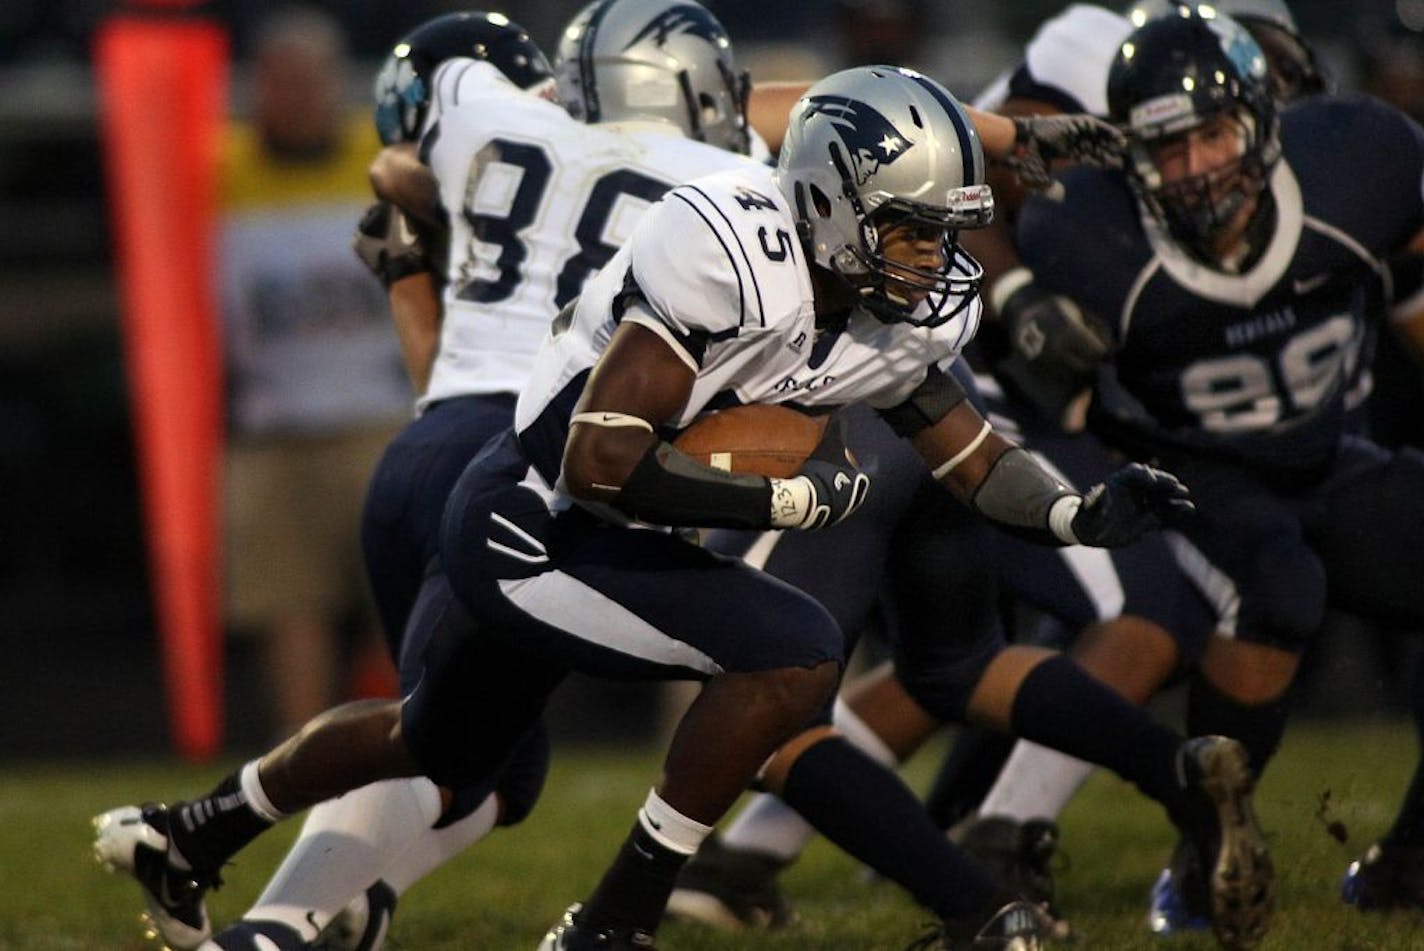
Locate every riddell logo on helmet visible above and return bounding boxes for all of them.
[804,95,912,186]
[1131,93,1193,131]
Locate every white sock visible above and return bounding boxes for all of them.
[977,740,1096,823]
[640,789,713,856]
[243,777,443,938]
[239,759,289,822]
[831,697,899,767]
[720,791,813,862]
[381,793,499,895]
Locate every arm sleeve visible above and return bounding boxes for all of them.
[877,363,971,437]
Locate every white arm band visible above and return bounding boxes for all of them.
[931,421,992,480]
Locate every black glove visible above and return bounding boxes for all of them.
[770,415,870,530]
[1004,114,1126,196]
[991,270,1111,425]
[353,201,434,288]
[997,274,1111,376]
[1070,463,1194,548]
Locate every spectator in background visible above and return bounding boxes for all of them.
[218,6,404,735]
[832,0,1016,96]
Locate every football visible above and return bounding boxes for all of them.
[672,404,828,478]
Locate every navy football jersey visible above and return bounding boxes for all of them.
[1017,94,1424,472]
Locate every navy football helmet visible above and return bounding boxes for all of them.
[1124,0,1328,102]
[1108,8,1280,258]
[373,12,555,146]
[774,66,993,327]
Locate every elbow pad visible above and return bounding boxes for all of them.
[969,446,1079,546]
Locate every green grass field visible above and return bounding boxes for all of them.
[6,718,1423,950]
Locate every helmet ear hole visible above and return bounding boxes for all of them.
[809,184,833,219]
[698,92,722,127]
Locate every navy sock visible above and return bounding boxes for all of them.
[781,736,1000,919]
[1010,655,1186,818]
[923,726,1016,830]
[1386,652,1424,848]
[168,771,274,872]
[1186,669,1289,776]
[579,822,686,935]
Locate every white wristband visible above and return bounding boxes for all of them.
[768,476,814,530]
[989,266,1035,317]
[1048,494,1083,545]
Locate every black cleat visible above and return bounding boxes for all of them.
[907,899,1046,950]
[1341,840,1424,911]
[958,817,1072,940]
[93,803,221,950]
[1176,736,1274,950]
[664,834,797,930]
[537,903,656,950]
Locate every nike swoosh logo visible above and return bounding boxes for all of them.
[154,865,188,913]
[1292,272,1331,295]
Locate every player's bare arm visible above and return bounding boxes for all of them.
[563,321,695,502]
[388,272,443,395]
[352,200,444,393]
[369,143,443,227]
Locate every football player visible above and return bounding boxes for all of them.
[924,0,1337,914]
[1007,4,1424,931]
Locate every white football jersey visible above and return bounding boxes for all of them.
[973,4,1133,116]
[514,161,983,517]
[418,58,761,410]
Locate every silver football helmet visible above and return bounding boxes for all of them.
[554,0,750,154]
[774,66,994,327]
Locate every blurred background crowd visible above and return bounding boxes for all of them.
[2,0,1421,759]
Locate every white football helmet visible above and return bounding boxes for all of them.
[554,0,750,154]
[774,66,993,327]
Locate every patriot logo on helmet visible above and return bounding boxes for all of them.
[804,95,913,186]
[624,3,728,49]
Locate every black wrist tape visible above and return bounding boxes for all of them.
[613,442,773,530]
